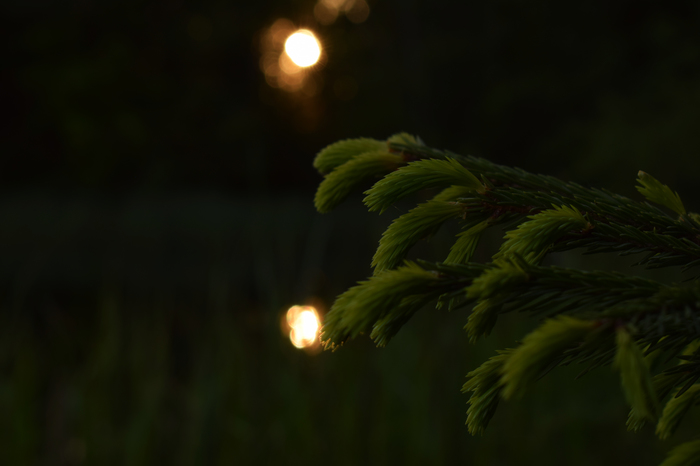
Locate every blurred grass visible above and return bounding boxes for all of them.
[0,192,698,465]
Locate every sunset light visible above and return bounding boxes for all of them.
[284,30,322,67]
[286,305,321,348]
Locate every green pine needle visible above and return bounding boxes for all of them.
[387,132,419,145]
[370,294,434,347]
[363,158,484,214]
[431,185,477,202]
[466,260,529,301]
[636,171,686,216]
[464,299,501,343]
[372,201,466,273]
[493,205,590,265]
[689,212,700,227]
[314,151,403,213]
[627,408,647,432]
[656,385,700,440]
[318,282,366,347]
[445,220,490,264]
[313,137,388,174]
[629,362,682,432]
[463,349,513,435]
[501,316,597,399]
[319,262,439,347]
[659,439,700,466]
[615,327,660,423]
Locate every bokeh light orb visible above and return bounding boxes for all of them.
[284,30,321,67]
[286,305,321,348]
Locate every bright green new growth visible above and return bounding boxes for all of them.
[320,262,441,347]
[614,327,660,423]
[312,134,700,466]
[372,201,466,273]
[656,385,700,440]
[462,349,512,435]
[629,338,700,432]
[493,205,589,265]
[314,151,403,213]
[370,293,435,347]
[637,171,686,216]
[500,316,596,399]
[466,259,528,302]
[464,299,500,343]
[363,158,484,214]
[431,185,478,203]
[659,439,700,466]
[445,220,490,265]
[313,137,387,174]
[387,132,419,145]
[461,261,530,342]
[628,366,673,431]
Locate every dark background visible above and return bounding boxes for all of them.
[3,0,700,464]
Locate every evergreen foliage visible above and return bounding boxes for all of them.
[372,200,466,273]
[312,134,700,464]
[615,327,660,423]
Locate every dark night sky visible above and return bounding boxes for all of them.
[4,1,700,198]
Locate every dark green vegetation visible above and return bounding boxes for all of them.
[314,135,700,465]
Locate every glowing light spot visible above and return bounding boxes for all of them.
[284,30,322,68]
[314,2,339,25]
[313,0,370,24]
[287,305,321,348]
[279,52,302,75]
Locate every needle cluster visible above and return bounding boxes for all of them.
[312,134,700,466]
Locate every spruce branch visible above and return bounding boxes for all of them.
[445,219,491,265]
[313,137,387,174]
[432,185,481,203]
[389,141,688,220]
[500,316,598,399]
[464,298,503,342]
[313,132,418,175]
[312,134,700,465]
[462,349,512,435]
[659,439,700,466]
[319,262,463,348]
[389,140,700,249]
[615,327,660,423]
[372,200,468,273]
[656,385,700,440]
[637,171,687,216]
[451,188,700,269]
[364,158,485,214]
[314,151,404,213]
[492,205,590,265]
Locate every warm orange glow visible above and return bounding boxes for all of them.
[286,305,320,348]
[284,30,322,67]
[314,0,370,24]
[278,52,302,75]
[259,20,325,96]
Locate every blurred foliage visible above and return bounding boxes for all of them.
[3,0,700,463]
[0,195,698,465]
